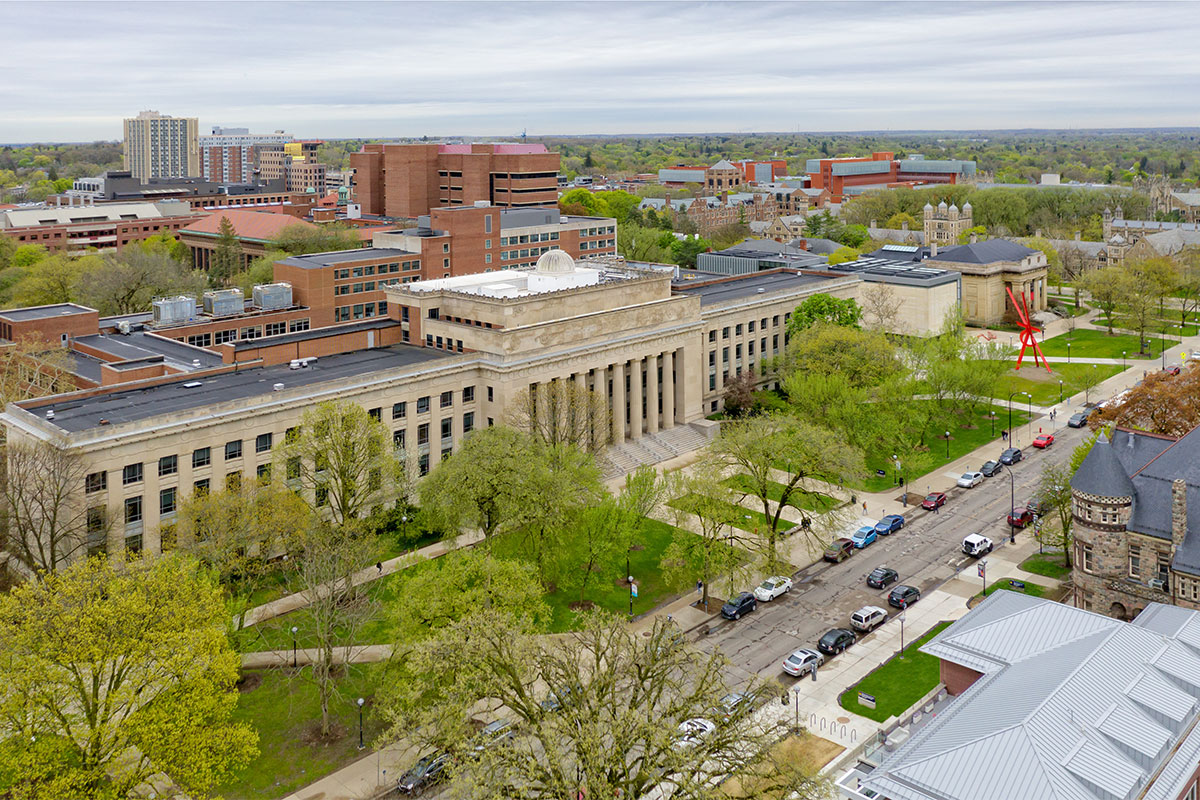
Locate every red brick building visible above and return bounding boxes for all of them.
[0,201,202,255]
[352,143,560,218]
[806,152,976,203]
[177,209,327,271]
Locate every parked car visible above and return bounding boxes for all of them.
[851,525,878,549]
[875,514,905,535]
[817,627,857,655]
[921,492,947,510]
[540,685,583,713]
[888,585,921,609]
[957,471,984,488]
[962,533,994,557]
[981,460,1001,477]
[721,592,757,620]
[850,605,889,632]
[781,648,824,677]
[824,538,856,563]
[674,717,716,749]
[999,448,1023,465]
[1032,434,1055,449]
[1067,411,1091,428]
[1007,507,1034,528]
[472,719,515,755]
[715,691,750,721]
[866,566,899,589]
[1165,364,1182,376]
[754,576,792,602]
[398,752,452,795]
[1026,498,1045,516]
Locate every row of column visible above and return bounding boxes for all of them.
[562,348,684,444]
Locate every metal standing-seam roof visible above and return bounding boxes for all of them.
[858,593,1200,800]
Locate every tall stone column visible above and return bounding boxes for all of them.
[645,354,660,435]
[662,350,676,428]
[611,361,626,442]
[629,356,643,440]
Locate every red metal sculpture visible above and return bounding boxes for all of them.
[1006,285,1051,372]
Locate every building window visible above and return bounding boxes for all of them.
[394,429,406,449]
[256,432,272,453]
[86,471,107,493]
[124,495,143,525]
[440,418,452,441]
[160,487,177,515]
[194,478,210,496]
[417,396,430,414]
[487,386,494,402]
[708,330,716,343]
[87,507,106,557]
[1129,546,1141,578]
[418,453,430,476]
[286,457,300,481]
[1080,543,1094,573]
[463,412,474,433]
[225,440,242,460]
[265,321,286,337]
[123,463,143,486]
[368,407,381,421]
[193,447,211,469]
[1158,553,1171,583]
[158,454,178,477]
[440,390,453,408]
[256,463,271,483]
[393,401,407,419]
[722,327,730,339]
[226,471,242,492]
[417,423,430,446]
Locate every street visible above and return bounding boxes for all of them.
[695,422,1088,687]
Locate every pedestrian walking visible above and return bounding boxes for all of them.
[696,579,703,594]
[934,503,940,515]
[376,561,383,575]
[862,501,868,515]
[1002,430,1008,442]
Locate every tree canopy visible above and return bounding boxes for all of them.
[786,293,863,335]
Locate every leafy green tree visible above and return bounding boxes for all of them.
[778,321,901,388]
[0,237,15,271]
[669,235,711,268]
[210,216,241,286]
[661,462,753,606]
[786,293,862,334]
[0,555,258,799]
[9,245,48,269]
[267,223,361,256]
[278,400,409,530]
[827,245,860,265]
[74,249,205,316]
[1082,265,1127,335]
[886,211,918,230]
[1035,462,1075,568]
[379,611,827,800]
[840,223,870,248]
[715,414,863,570]
[956,224,988,244]
[9,255,83,307]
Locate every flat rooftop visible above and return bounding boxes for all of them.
[0,303,95,322]
[277,247,417,268]
[825,255,962,287]
[401,261,634,299]
[675,271,834,306]
[73,332,224,370]
[230,318,397,351]
[36,344,452,433]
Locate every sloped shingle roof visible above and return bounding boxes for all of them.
[935,238,1038,264]
[181,209,317,242]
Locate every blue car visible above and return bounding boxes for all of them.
[874,515,904,536]
[851,526,878,549]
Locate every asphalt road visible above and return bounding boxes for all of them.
[695,423,1089,688]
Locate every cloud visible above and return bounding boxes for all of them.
[2,0,1198,141]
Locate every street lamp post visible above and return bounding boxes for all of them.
[1067,341,1071,363]
[1027,395,1033,440]
[357,697,365,751]
[1004,464,1016,544]
[1007,391,1029,444]
[945,430,950,459]
[627,550,633,620]
[990,411,996,437]
[1122,350,1126,370]
[1058,379,1063,404]
[980,559,989,596]
[291,626,298,668]
[899,612,907,654]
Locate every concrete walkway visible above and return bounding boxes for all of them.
[242,644,394,670]
[241,529,483,627]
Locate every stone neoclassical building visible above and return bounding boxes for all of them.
[923,199,973,247]
[0,247,965,565]
[1072,426,1200,620]
[923,238,1048,327]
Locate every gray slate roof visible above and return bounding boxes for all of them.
[861,593,1200,800]
[934,238,1038,264]
[1072,432,1136,498]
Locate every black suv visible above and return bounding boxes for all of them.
[888,585,921,609]
[867,567,899,589]
[981,460,1001,477]
[817,627,857,655]
[721,592,757,620]
[1067,411,1090,428]
[398,752,452,795]
[999,448,1023,465]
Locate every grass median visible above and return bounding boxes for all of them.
[1039,329,1169,359]
[839,621,951,723]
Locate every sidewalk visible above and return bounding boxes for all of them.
[241,529,483,627]
[241,643,393,670]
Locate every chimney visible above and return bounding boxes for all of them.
[1074,231,1082,241]
[970,233,979,244]
[901,221,909,231]
[1172,478,1188,552]
[1035,229,1042,238]
[931,242,938,258]
[722,191,729,206]
[870,219,877,229]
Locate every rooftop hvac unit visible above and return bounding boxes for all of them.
[202,288,244,317]
[151,295,197,325]
[252,282,293,311]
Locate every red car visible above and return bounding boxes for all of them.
[921,492,947,510]
[1032,434,1054,449]
[1007,507,1034,528]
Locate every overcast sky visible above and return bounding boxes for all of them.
[4,1,1199,143]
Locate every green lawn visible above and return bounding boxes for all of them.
[217,665,385,800]
[1019,553,1071,580]
[1093,316,1197,337]
[668,493,781,534]
[991,362,1124,405]
[1039,329,1169,359]
[838,621,951,722]
[722,474,839,513]
[848,403,1028,493]
[973,577,1050,601]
